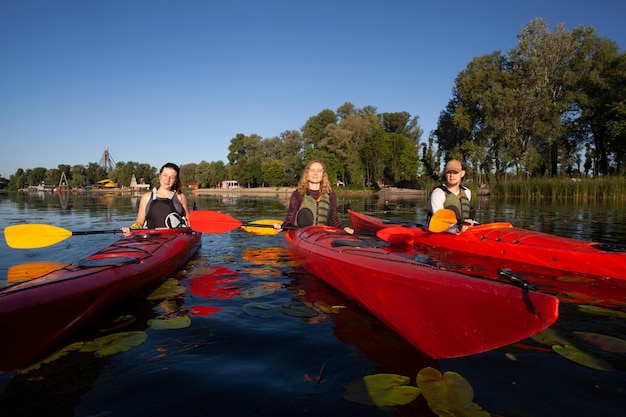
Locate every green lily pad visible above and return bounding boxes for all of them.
[147,278,186,300]
[531,327,571,346]
[577,305,626,319]
[99,315,137,332]
[240,282,281,298]
[243,302,278,318]
[417,367,490,417]
[572,332,626,353]
[18,341,85,374]
[281,302,318,318]
[80,331,147,357]
[343,373,420,406]
[313,300,346,314]
[147,315,191,330]
[552,344,613,371]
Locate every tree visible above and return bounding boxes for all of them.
[301,109,337,149]
[261,159,287,186]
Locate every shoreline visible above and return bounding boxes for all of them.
[191,186,425,197]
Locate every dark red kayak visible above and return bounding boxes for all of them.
[349,209,626,281]
[284,226,559,359]
[0,229,201,371]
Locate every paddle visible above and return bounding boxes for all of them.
[188,210,368,236]
[188,210,287,236]
[427,209,460,233]
[3,224,125,249]
[3,211,247,249]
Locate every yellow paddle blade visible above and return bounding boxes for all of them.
[241,220,283,236]
[4,224,73,249]
[428,209,459,233]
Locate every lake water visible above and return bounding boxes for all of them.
[0,191,625,417]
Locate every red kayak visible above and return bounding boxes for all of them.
[0,229,200,371]
[349,209,626,281]
[284,226,559,359]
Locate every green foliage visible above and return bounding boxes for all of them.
[437,18,626,179]
[491,176,626,199]
[261,159,287,187]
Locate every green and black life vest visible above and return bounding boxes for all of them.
[294,192,331,227]
[434,184,474,221]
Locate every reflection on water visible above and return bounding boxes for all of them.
[0,191,625,417]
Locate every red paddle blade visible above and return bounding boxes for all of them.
[376,226,415,245]
[188,210,243,234]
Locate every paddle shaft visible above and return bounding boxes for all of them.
[71,230,123,236]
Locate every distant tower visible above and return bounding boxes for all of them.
[99,146,116,173]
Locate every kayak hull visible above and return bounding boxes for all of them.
[284,226,559,359]
[0,229,201,371]
[349,209,626,280]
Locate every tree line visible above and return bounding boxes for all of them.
[436,18,625,182]
[3,19,624,192]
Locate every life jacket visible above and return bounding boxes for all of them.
[294,192,331,227]
[431,184,474,222]
[144,189,187,229]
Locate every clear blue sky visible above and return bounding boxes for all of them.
[1,0,624,178]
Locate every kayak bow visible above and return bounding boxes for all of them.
[284,226,559,359]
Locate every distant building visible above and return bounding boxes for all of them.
[130,174,150,191]
[221,180,239,189]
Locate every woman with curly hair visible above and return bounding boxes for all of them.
[275,160,353,234]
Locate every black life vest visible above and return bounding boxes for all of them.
[144,189,187,229]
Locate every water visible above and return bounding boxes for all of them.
[0,191,625,417]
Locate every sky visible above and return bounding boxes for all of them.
[1,0,625,178]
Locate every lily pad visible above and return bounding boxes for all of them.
[343,373,420,406]
[243,302,278,318]
[99,315,136,332]
[18,342,85,374]
[281,302,318,318]
[416,367,490,417]
[572,332,626,353]
[147,315,191,330]
[80,331,147,357]
[531,328,571,346]
[240,283,279,298]
[147,278,186,300]
[577,304,626,319]
[552,344,613,371]
[314,300,346,314]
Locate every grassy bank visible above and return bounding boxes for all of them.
[488,177,626,200]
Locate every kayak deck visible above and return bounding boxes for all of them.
[349,209,626,280]
[284,226,559,359]
[0,229,201,371]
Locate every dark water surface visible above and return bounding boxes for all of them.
[0,191,625,416]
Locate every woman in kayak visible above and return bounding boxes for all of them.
[427,159,475,234]
[274,160,354,234]
[122,162,190,235]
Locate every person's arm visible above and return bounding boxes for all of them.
[177,192,190,219]
[329,192,354,234]
[274,191,301,231]
[121,192,149,235]
[428,187,446,214]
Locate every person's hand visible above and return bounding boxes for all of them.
[121,227,132,236]
[273,223,283,232]
[460,219,475,233]
[343,226,354,234]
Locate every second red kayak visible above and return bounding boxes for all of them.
[284,226,559,359]
[0,229,201,372]
[348,209,626,281]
